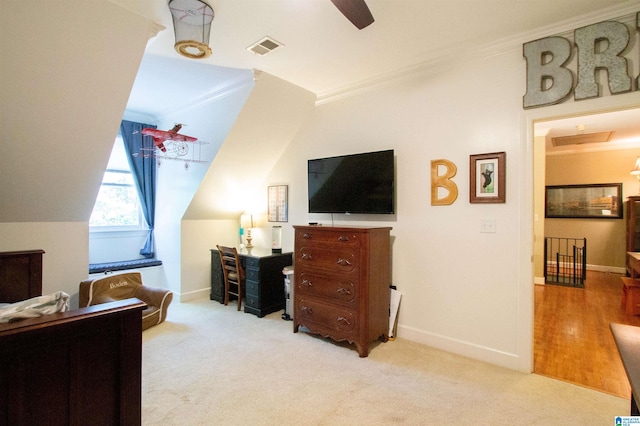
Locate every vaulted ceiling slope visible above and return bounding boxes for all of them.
[125,53,253,120]
[183,72,316,220]
[0,1,156,222]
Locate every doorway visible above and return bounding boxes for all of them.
[532,105,640,396]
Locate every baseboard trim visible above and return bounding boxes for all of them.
[397,324,529,372]
[178,287,210,303]
[586,264,625,274]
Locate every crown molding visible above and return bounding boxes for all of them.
[149,22,166,40]
[316,2,640,106]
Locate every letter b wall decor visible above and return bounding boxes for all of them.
[431,159,458,205]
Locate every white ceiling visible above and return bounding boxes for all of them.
[117,0,640,150]
[539,108,640,154]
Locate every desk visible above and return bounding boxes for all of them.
[611,323,640,415]
[210,248,292,317]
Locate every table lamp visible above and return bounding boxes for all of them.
[631,156,640,194]
[241,214,254,249]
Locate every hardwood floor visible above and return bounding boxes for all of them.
[534,270,640,398]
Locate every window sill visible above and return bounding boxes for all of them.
[89,258,162,274]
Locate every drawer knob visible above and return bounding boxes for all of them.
[338,235,350,242]
[302,279,313,287]
[337,257,352,266]
[336,287,351,295]
[301,252,313,260]
[303,233,312,239]
[301,306,313,315]
[337,316,351,326]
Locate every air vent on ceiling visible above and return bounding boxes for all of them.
[247,37,283,56]
[551,131,615,147]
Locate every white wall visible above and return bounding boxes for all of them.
[180,219,239,301]
[0,1,156,308]
[251,18,640,371]
[89,231,149,264]
[0,223,88,309]
[252,41,640,372]
[257,50,530,370]
[0,0,156,222]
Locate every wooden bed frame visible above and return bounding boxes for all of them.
[0,249,146,424]
[0,299,146,424]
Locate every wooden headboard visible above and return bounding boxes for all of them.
[0,298,145,424]
[0,249,44,303]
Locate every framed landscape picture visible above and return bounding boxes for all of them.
[545,183,622,219]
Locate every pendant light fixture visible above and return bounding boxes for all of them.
[169,0,214,59]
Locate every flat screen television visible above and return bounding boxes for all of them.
[308,149,395,214]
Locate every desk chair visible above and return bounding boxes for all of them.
[217,245,245,311]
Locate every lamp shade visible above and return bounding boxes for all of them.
[632,156,640,175]
[240,214,254,229]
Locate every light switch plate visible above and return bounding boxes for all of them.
[481,219,496,233]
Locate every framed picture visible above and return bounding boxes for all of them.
[545,183,622,219]
[470,152,506,203]
[268,185,288,222]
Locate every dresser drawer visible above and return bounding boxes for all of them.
[296,229,360,247]
[246,267,260,282]
[296,247,357,273]
[296,298,356,333]
[297,272,357,305]
[244,256,260,269]
[245,293,259,309]
[245,279,259,297]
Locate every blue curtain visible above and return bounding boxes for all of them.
[120,120,157,258]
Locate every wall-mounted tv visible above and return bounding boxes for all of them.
[308,149,395,215]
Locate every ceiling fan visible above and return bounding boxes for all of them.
[330,0,374,30]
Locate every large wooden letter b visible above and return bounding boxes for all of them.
[430,159,458,206]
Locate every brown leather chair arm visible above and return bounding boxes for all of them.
[133,285,172,310]
[79,279,93,307]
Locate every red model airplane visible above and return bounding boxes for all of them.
[141,124,197,152]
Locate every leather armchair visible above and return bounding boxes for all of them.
[79,271,172,330]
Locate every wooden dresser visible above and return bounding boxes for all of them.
[293,225,392,357]
[627,196,640,274]
[0,249,44,302]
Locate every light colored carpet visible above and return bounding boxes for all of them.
[142,298,628,425]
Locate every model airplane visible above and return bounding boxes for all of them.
[141,124,197,153]
[136,124,208,171]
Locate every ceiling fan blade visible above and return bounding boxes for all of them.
[330,0,374,30]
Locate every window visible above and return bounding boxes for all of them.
[90,136,145,230]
